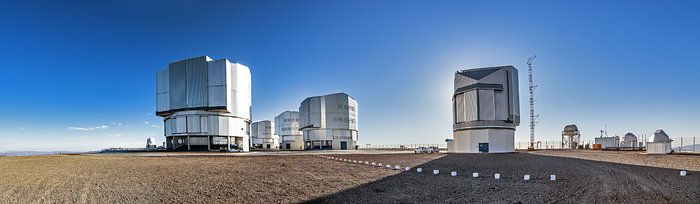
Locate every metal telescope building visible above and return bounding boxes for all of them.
[156,56,252,151]
[299,93,358,150]
[251,120,278,149]
[275,111,304,150]
[448,66,520,153]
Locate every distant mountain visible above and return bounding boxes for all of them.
[673,144,700,152]
[0,151,62,156]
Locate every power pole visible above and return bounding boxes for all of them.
[527,55,538,151]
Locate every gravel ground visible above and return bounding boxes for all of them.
[311,152,699,204]
[0,151,697,203]
[0,154,409,204]
[527,149,700,171]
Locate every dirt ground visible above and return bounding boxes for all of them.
[527,149,700,171]
[0,151,697,203]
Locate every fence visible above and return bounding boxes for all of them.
[515,141,594,150]
[671,137,699,153]
[359,144,447,150]
[515,137,699,153]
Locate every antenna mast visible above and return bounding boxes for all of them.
[527,55,538,150]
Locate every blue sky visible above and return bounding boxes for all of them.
[0,0,698,151]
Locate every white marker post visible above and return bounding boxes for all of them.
[495,173,501,179]
[417,168,423,173]
[472,173,479,178]
[680,171,687,176]
[524,175,531,181]
[451,171,457,177]
[550,175,556,181]
[433,170,440,175]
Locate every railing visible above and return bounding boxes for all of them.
[332,136,356,140]
[359,144,447,150]
[514,137,699,153]
[672,137,699,153]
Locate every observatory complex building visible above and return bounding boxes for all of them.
[647,129,672,154]
[299,93,358,150]
[275,111,304,150]
[251,120,278,149]
[156,56,252,151]
[448,66,520,153]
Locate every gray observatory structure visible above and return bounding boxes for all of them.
[299,93,358,150]
[156,56,252,151]
[448,66,520,153]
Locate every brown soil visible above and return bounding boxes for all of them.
[0,151,697,203]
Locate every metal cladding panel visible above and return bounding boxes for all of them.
[232,63,252,119]
[326,113,344,129]
[200,116,208,133]
[479,90,496,120]
[186,59,208,108]
[176,116,186,133]
[508,67,520,125]
[189,137,208,145]
[218,117,230,135]
[325,94,340,113]
[208,116,220,135]
[274,113,282,134]
[275,111,301,136]
[208,60,227,107]
[169,61,187,109]
[349,97,358,131]
[454,74,477,91]
[464,90,478,122]
[333,129,351,137]
[187,115,201,133]
[156,69,170,112]
[207,60,227,86]
[250,122,259,138]
[494,90,507,121]
[208,86,227,107]
[310,97,322,127]
[299,99,310,128]
[305,129,333,141]
[164,118,173,136]
[251,121,274,139]
[228,119,248,136]
[455,93,465,123]
[156,94,170,113]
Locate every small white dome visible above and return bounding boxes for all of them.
[563,124,579,132]
[648,129,670,143]
[621,132,637,143]
[147,137,156,145]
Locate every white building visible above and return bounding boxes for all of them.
[647,129,671,154]
[620,132,638,147]
[156,56,251,151]
[449,66,520,153]
[251,120,278,149]
[275,111,304,150]
[299,93,358,150]
[595,136,620,148]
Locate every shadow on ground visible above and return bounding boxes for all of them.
[303,153,699,204]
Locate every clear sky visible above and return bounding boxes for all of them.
[0,0,698,151]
